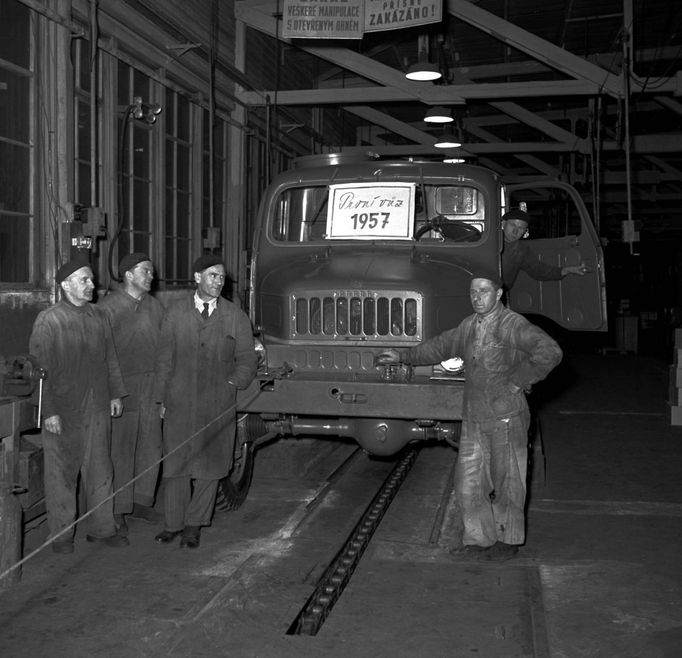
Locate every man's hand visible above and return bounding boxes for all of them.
[44,415,62,435]
[374,349,402,366]
[111,398,123,417]
[562,263,590,277]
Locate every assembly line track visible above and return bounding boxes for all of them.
[287,446,421,636]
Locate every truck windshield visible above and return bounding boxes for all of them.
[272,184,486,243]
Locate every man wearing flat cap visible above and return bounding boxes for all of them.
[29,257,128,552]
[153,255,257,548]
[98,253,164,534]
[376,271,562,561]
[501,209,589,289]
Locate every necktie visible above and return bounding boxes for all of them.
[201,302,210,320]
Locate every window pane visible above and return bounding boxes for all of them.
[177,144,190,189]
[133,124,151,174]
[177,191,190,238]
[76,98,91,161]
[0,142,29,212]
[133,233,149,254]
[0,71,29,142]
[177,97,190,141]
[0,1,30,68]
[117,61,130,106]
[0,214,29,282]
[133,179,150,232]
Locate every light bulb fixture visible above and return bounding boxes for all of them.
[405,61,441,81]
[424,106,453,123]
[130,96,163,124]
[443,157,466,163]
[434,132,462,148]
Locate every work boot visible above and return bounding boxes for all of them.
[129,503,162,524]
[114,513,128,536]
[481,541,519,562]
[449,544,491,558]
[180,525,201,549]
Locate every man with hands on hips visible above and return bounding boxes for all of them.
[375,271,562,561]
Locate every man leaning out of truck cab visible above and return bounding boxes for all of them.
[375,271,562,561]
[501,208,589,289]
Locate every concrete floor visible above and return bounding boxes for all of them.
[1,344,681,657]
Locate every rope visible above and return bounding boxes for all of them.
[0,385,262,583]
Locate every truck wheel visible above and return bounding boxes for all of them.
[215,441,254,512]
[215,416,256,512]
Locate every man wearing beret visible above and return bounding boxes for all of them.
[376,272,562,561]
[501,208,589,289]
[153,255,257,548]
[98,253,164,535]
[29,258,128,552]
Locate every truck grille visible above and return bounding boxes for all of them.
[292,291,422,341]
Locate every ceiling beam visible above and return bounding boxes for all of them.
[238,77,609,106]
[446,0,624,98]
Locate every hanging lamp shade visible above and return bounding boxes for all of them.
[434,132,462,148]
[424,106,453,123]
[405,61,441,81]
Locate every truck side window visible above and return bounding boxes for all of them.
[510,188,581,240]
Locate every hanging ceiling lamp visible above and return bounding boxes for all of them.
[424,106,453,123]
[405,59,441,81]
[434,132,462,148]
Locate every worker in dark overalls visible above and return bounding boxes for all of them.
[29,258,128,553]
[376,271,562,560]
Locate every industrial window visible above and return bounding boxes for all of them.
[117,62,157,260]
[201,109,227,252]
[164,89,193,284]
[0,0,32,283]
[509,187,582,240]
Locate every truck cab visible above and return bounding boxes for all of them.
[233,153,605,467]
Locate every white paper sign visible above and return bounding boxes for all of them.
[364,0,442,33]
[326,183,415,239]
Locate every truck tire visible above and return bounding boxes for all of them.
[215,440,254,512]
[215,415,256,512]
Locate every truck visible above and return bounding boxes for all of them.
[219,152,607,507]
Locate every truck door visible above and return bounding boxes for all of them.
[506,181,607,331]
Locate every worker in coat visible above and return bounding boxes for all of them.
[376,271,562,561]
[501,208,589,289]
[153,255,257,549]
[98,253,164,535]
[29,258,128,553]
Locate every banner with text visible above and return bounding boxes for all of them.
[282,0,365,39]
[281,0,442,39]
[364,0,442,33]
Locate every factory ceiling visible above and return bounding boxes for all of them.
[234,0,682,240]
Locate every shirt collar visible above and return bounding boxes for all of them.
[194,292,218,313]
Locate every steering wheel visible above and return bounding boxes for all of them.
[414,215,482,242]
